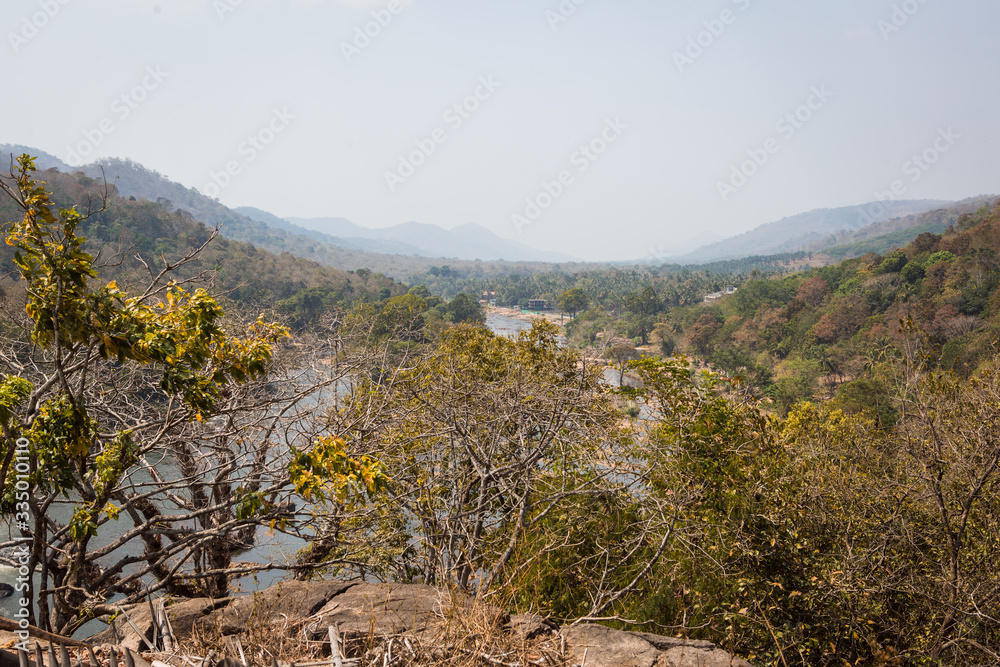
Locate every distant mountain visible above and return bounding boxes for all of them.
[0,145,585,280]
[1,144,74,172]
[234,207,426,256]
[640,230,727,263]
[675,200,951,264]
[286,216,578,263]
[811,196,997,261]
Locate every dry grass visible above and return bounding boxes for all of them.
[184,591,573,667]
[349,602,572,667]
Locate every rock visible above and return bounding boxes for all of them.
[81,581,753,667]
[560,625,662,667]
[308,582,472,641]
[89,597,230,651]
[634,632,716,652]
[165,597,237,640]
[0,583,14,598]
[506,613,558,640]
[656,645,755,667]
[196,580,357,636]
[560,625,754,667]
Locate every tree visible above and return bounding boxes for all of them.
[607,343,640,385]
[374,293,428,340]
[889,327,1000,663]
[444,292,485,324]
[557,288,589,317]
[326,321,671,611]
[0,156,384,634]
[796,276,830,307]
[687,312,723,355]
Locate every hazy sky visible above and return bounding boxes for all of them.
[4,0,999,261]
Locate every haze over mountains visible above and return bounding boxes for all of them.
[236,208,576,263]
[2,144,994,273]
[672,200,952,264]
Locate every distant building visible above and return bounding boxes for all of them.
[703,286,738,303]
[527,299,548,311]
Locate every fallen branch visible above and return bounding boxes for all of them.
[0,616,91,648]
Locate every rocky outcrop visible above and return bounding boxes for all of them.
[196,580,357,636]
[560,625,753,667]
[86,581,753,667]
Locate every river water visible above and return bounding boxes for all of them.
[0,314,600,633]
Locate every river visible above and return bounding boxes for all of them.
[0,314,603,633]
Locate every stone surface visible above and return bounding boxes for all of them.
[634,632,716,652]
[560,624,662,667]
[560,625,754,667]
[506,613,558,640]
[79,581,754,667]
[308,582,470,641]
[656,645,755,667]
[196,580,357,635]
[90,597,228,651]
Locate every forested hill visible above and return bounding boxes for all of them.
[654,198,1000,413]
[0,146,588,281]
[0,165,407,315]
[807,194,995,259]
[675,199,951,263]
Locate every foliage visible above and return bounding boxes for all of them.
[328,321,672,614]
[557,287,589,315]
[0,156,384,634]
[289,436,388,505]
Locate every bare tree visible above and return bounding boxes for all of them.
[0,156,384,635]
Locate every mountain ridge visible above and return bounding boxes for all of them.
[673,200,952,264]
[284,215,578,263]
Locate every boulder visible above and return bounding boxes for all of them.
[656,644,755,667]
[560,625,753,667]
[307,582,481,641]
[196,580,357,635]
[81,581,753,667]
[89,597,232,651]
[560,625,662,667]
[506,613,558,640]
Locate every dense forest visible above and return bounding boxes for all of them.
[1,156,999,666]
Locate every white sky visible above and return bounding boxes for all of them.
[3,0,998,261]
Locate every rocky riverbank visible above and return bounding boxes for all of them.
[0,581,754,667]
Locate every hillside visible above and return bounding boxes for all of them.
[807,195,995,260]
[1,145,588,282]
[236,207,426,256]
[676,199,950,264]
[0,161,407,316]
[658,198,1000,412]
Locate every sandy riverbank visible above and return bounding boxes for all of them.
[487,306,570,326]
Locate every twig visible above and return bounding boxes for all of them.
[327,626,343,667]
[117,606,157,653]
